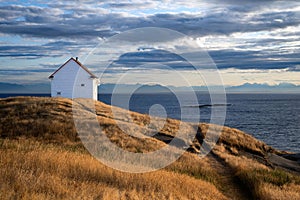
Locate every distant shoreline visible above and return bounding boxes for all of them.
[1,91,300,97]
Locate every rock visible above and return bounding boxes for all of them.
[267,153,300,172]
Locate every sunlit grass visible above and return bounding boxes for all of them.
[0,97,300,199]
[0,138,226,200]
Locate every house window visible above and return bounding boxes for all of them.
[81,84,85,87]
[57,92,61,95]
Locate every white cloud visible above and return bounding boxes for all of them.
[0,0,299,86]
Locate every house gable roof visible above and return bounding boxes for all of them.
[48,57,98,79]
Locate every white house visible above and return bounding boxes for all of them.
[49,57,100,100]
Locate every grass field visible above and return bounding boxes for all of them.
[0,97,299,199]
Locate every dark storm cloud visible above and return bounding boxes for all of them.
[0,24,116,39]
[0,5,118,38]
[0,45,46,58]
[209,49,300,70]
[0,53,45,58]
[106,48,300,71]
[115,50,184,63]
[0,41,91,58]
[108,49,195,71]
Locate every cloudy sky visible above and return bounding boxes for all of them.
[0,0,299,87]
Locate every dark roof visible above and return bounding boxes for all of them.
[48,57,98,79]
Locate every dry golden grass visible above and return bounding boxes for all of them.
[1,97,300,199]
[260,183,300,200]
[0,97,77,141]
[236,168,300,200]
[0,138,227,200]
[214,144,300,199]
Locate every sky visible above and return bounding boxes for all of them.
[0,0,299,87]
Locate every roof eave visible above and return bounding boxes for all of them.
[48,57,98,79]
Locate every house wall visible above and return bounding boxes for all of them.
[92,79,100,100]
[50,59,98,100]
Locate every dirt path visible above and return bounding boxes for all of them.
[206,152,253,200]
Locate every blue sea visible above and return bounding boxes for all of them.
[1,93,299,152]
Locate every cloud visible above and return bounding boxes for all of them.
[0,24,116,39]
[106,2,156,9]
[0,3,299,39]
[210,0,298,4]
[0,0,299,86]
[106,49,195,72]
[104,46,300,71]
[0,69,54,76]
[209,49,300,70]
[287,65,300,72]
[102,47,300,72]
[0,40,96,59]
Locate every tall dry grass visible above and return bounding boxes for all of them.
[213,144,300,200]
[1,97,300,199]
[0,138,227,200]
[0,97,77,141]
[236,168,300,200]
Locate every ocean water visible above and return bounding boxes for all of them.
[1,93,299,152]
[100,92,300,152]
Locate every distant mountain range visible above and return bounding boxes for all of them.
[99,83,300,93]
[0,82,299,94]
[227,82,300,93]
[0,82,50,93]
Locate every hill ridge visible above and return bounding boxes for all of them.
[1,96,300,199]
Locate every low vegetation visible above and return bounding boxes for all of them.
[0,139,226,200]
[237,168,300,199]
[0,97,299,199]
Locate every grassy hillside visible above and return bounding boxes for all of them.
[0,97,300,199]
